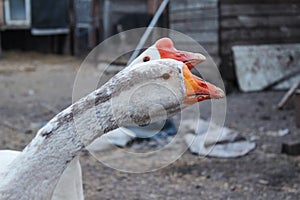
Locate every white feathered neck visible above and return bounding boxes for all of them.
[0,72,128,200]
[0,59,187,200]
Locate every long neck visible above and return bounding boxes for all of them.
[0,86,119,200]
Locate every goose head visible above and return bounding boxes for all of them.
[129,37,206,69]
[105,59,224,127]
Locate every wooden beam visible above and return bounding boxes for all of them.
[103,0,110,39]
[170,19,218,32]
[222,0,299,4]
[147,0,155,13]
[170,0,217,11]
[170,8,218,21]
[277,80,300,109]
[221,15,300,29]
[0,0,3,26]
[221,3,300,16]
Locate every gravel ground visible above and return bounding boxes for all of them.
[0,52,299,200]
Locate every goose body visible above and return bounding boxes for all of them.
[0,59,224,199]
[0,151,83,200]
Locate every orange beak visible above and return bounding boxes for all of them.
[156,38,206,69]
[182,65,225,104]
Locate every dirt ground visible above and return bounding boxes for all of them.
[0,52,299,200]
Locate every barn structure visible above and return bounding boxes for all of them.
[0,0,299,88]
[170,0,300,88]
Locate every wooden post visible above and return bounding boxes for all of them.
[103,0,110,39]
[148,0,161,14]
[277,80,300,110]
[0,0,3,58]
[0,0,4,26]
[69,0,75,55]
[86,0,97,49]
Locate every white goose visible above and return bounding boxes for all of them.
[89,37,206,148]
[0,59,224,199]
[0,151,83,200]
[0,38,206,200]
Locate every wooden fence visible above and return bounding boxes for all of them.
[169,0,219,64]
[220,0,300,82]
[169,0,300,86]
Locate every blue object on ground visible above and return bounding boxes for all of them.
[125,119,177,139]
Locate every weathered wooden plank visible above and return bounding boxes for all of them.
[110,7,148,13]
[110,0,148,13]
[170,0,217,11]
[221,27,300,42]
[170,5,218,14]
[175,40,219,52]
[277,80,300,109]
[221,4,300,17]
[221,0,299,4]
[175,42,219,56]
[170,20,218,31]
[110,0,147,6]
[170,31,218,43]
[221,15,300,29]
[170,8,218,21]
[232,44,300,92]
[169,0,219,63]
[219,1,300,85]
[220,37,300,57]
[0,0,3,26]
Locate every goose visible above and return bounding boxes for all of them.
[129,37,206,69]
[0,37,206,200]
[89,37,206,148]
[0,59,224,199]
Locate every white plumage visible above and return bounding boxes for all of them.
[0,38,211,199]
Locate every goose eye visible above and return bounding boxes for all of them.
[143,56,151,62]
[162,73,171,80]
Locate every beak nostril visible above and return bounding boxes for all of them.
[200,83,208,88]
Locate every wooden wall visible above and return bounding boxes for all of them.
[169,0,219,64]
[220,0,300,83]
[102,0,148,38]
